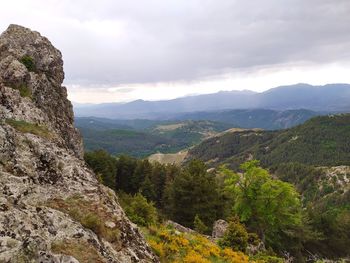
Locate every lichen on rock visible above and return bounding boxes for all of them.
[0,24,158,263]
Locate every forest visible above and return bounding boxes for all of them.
[188,114,350,168]
[85,148,350,262]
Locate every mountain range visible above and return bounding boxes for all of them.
[74,83,350,119]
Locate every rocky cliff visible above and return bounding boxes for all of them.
[0,25,158,262]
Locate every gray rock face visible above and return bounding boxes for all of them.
[0,24,83,158]
[0,25,158,263]
[212,219,228,239]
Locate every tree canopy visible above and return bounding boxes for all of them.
[222,160,302,246]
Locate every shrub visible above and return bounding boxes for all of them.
[20,55,36,72]
[251,253,284,263]
[183,251,210,263]
[220,248,249,262]
[119,192,157,226]
[218,217,248,252]
[11,84,32,98]
[193,215,208,234]
[248,232,261,246]
[144,225,250,263]
[81,213,102,235]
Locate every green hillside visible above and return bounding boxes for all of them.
[78,120,233,157]
[176,109,319,130]
[187,114,350,258]
[84,114,350,260]
[188,114,350,168]
[80,128,175,157]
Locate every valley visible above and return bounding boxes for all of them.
[74,94,350,262]
[84,113,350,261]
[75,108,325,158]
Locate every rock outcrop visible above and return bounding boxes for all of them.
[165,220,196,234]
[0,25,158,262]
[212,219,228,239]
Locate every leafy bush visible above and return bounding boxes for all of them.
[119,192,158,226]
[20,55,36,72]
[10,84,32,98]
[6,119,51,139]
[183,251,210,263]
[144,225,249,263]
[222,161,302,250]
[218,217,248,252]
[193,215,208,234]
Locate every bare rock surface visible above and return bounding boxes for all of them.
[0,25,158,263]
[212,219,228,239]
[166,220,196,234]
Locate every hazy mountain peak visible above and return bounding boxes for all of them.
[75,83,350,119]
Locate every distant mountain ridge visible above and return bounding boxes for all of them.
[74,83,350,119]
[172,109,319,130]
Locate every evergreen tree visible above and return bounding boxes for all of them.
[194,215,208,234]
[130,159,152,193]
[168,160,220,229]
[115,155,137,192]
[85,150,116,189]
[150,162,167,206]
[140,175,157,201]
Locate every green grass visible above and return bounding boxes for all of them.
[16,84,32,98]
[20,55,36,72]
[5,119,52,139]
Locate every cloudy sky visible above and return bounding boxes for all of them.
[1,0,350,103]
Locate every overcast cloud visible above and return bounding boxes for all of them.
[1,0,350,103]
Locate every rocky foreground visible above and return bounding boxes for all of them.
[0,24,158,262]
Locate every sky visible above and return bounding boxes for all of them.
[1,0,350,103]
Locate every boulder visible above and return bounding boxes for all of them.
[166,220,195,234]
[212,219,229,239]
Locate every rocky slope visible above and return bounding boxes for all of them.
[0,25,158,262]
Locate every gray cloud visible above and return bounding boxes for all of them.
[1,0,350,86]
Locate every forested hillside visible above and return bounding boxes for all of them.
[75,109,323,157]
[188,114,350,168]
[174,109,319,130]
[186,113,350,259]
[77,119,233,157]
[81,114,350,261]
